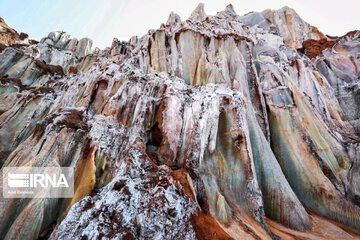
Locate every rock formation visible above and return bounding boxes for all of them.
[0,4,360,240]
[0,17,38,51]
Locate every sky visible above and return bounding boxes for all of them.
[0,0,359,49]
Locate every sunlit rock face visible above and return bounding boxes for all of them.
[0,3,360,240]
[0,17,38,50]
[39,31,94,59]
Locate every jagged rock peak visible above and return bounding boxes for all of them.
[215,3,239,19]
[224,4,237,17]
[189,3,207,22]
[260,6,327,49]
[0,18,98,87]
[166,11,181,26]
[0,17,37,49]
[40,31,93,57]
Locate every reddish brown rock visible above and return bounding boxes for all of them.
[68,66,78,74]
[302,38,336,58]
[0,17,36,51]
[19,32,28,40]
[190,213,233,240]
[34,59,64,76]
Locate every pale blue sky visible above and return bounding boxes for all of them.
[1,0,359,49]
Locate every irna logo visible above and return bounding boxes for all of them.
[2,167,74,198]
[8,173,69,188]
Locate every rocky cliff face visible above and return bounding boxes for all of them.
[0,17,38,51]
[0,4,360,240]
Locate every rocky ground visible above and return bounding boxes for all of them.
[0,3,360,240]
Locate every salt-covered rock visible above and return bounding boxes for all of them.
[0,3,360,240]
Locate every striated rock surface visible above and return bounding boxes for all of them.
[40,31,93,58]
[0,3,360,240]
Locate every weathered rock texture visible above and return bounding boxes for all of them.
[0,3,360,240]
[0,17,37,51]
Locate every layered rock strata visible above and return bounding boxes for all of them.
[0,3,360,240]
